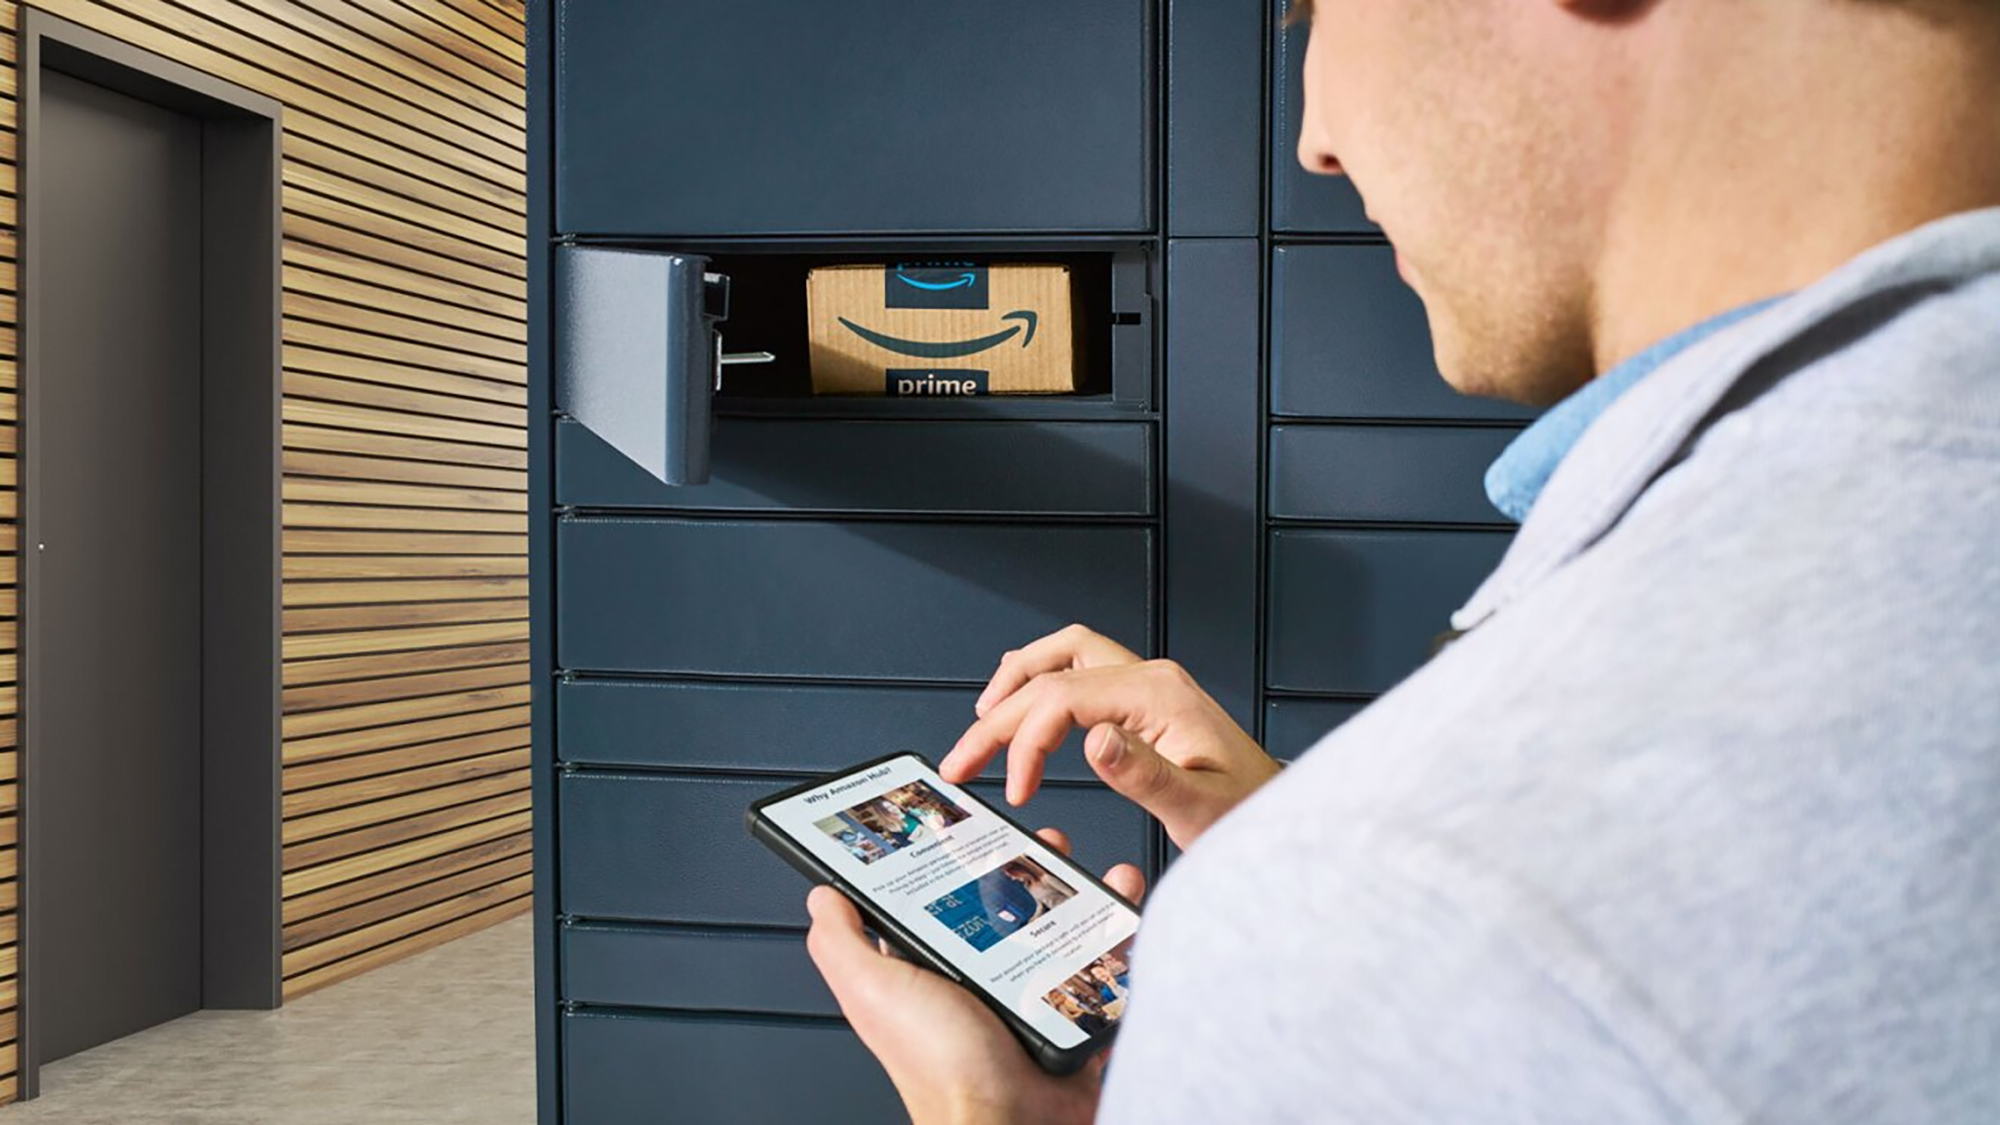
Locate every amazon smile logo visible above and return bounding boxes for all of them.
[838,310,1039,359]
[885,263,989,309]
[895,270,977,291]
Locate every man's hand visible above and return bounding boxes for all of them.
[943,625,1282,849]
[806,828,1145,1125]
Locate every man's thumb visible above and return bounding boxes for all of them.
[1085,722,1178,807]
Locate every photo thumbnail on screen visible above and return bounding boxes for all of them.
[1042,935,1136,1036]
[811,779,972,865]
[923,855,1079,952]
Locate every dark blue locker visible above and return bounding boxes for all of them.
[564,1011,907,1124]
[1269,423,1520,524]
[563,924,838,1018]
[557,418,1154,517]
[1263,696,1370,760]
[1266,528,1512,694]
[556,677,1101,782]
[535,2,1537,1119]
[555,245,723,486]
[1270,244,1538,421]
[556,517,1155,682]
[555,1,1154,236]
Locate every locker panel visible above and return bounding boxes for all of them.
[1268,423,1518,524]
[557,418,1154,516]
[555,246,721,485]
[556,1,1154,235]
[563,924,837,1018]
[556,517,1155,682]
[564,1011,905,1124]
[1263,696,1369,760]
[1266,528,1510,693]
[1164,239,1263,728]
[1167,0,1265,235]
[556,677,1099,783]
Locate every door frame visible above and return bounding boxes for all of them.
[18,11,282,1098]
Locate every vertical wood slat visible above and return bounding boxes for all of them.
[1,0,529,1090]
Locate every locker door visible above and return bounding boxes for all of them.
[556,1,1156,236]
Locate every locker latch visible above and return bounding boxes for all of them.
[703,271,776,391]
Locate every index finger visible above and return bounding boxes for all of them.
[973,624,1136,717]
[940,670,1068,783]
[941,664,1146,793]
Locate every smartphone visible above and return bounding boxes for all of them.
[746,752,1142,1075]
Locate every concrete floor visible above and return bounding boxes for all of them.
[0,913,536,1125]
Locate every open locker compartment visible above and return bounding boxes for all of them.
[554,240,1156,485]
[703,247,1151,406]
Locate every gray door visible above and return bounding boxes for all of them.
[36,68,205,1062]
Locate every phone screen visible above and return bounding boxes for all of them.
[759,754,1140,1050]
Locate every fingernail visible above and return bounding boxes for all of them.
[1090,727,1124,768]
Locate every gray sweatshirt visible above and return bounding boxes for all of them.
[1099,207,2000,1124]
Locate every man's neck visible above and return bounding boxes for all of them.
[1589,1,2000,376]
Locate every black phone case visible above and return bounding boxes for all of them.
[744,751,1138,1076]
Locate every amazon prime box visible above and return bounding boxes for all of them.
[806,262,1076,395]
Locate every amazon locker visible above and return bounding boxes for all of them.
[529,1,1522,1120]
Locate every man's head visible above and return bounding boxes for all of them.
[1291,0,2000,406]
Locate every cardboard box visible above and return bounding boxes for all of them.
[806,263,1076,396]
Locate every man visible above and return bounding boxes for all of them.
[805,1,2000,1121]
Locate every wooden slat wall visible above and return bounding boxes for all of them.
[0,0,528,1098]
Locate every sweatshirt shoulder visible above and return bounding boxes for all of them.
[1742,266,2000,449]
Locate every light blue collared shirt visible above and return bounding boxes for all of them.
[1484,297,1788,521]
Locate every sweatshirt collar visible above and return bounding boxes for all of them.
[1453,205,2000,633]
[1483,296,1789,523]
